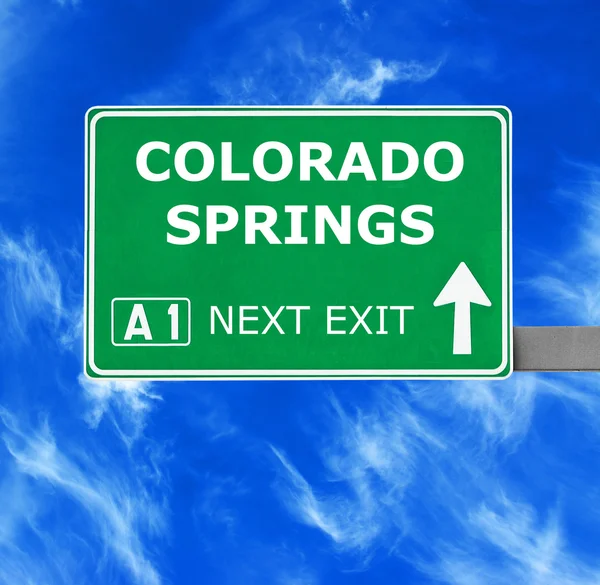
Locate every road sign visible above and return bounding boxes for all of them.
[85,106,512,380]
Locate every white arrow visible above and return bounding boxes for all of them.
[433,262,491,355]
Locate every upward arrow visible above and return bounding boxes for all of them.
[433,262,491,355]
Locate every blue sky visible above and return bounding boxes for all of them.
[1,0,600,584]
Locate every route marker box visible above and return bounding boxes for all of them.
[85,106,512,380]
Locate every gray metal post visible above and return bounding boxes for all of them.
[514,327,600,372]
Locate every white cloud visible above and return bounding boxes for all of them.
[215,54,440,106]
[0,408,167,585]
[212,32,442,106]
[429,497,600,585]
[78,375,162,448]
[313,58,440,105]
[271,446,348,546]
[270,376,600,581]
[271,391,446,554]
[413,374,539,447]
[340,0,352,13]
[0,229,169,582]
[0,229,64,343]
[193,473,248,544]
[338,0,370,26]
[0,467,87,585]
[529,164,600,323]
[0,228,161,441]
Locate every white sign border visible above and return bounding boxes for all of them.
[85,106,512,380]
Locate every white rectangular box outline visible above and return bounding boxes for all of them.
[84,106,512,380]
[111,297,191,347]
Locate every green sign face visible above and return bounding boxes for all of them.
[85,106,512,380]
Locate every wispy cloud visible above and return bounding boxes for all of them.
[270,375,600,581]
[271,446,349,547]
[0,408,168,585]
[338,0,370,28]
[429,496,600,585]
[340,0,352,14]
[271,390,446,555]
[191,395,239,442]
[193,473,248,542]
[0,226,170,583]
[0,229,63,344]
[0,229,166,578]
[214,46,441,106]
[209,4,443,108]
[78,375,162,448]
[312,58,440,105]
[0,469,73,585]
[0,228,161,441]
[529,164,600,324]
[412,375,539,448]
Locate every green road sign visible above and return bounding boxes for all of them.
[85,106,512,380]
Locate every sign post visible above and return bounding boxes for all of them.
[85,106,512,380]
